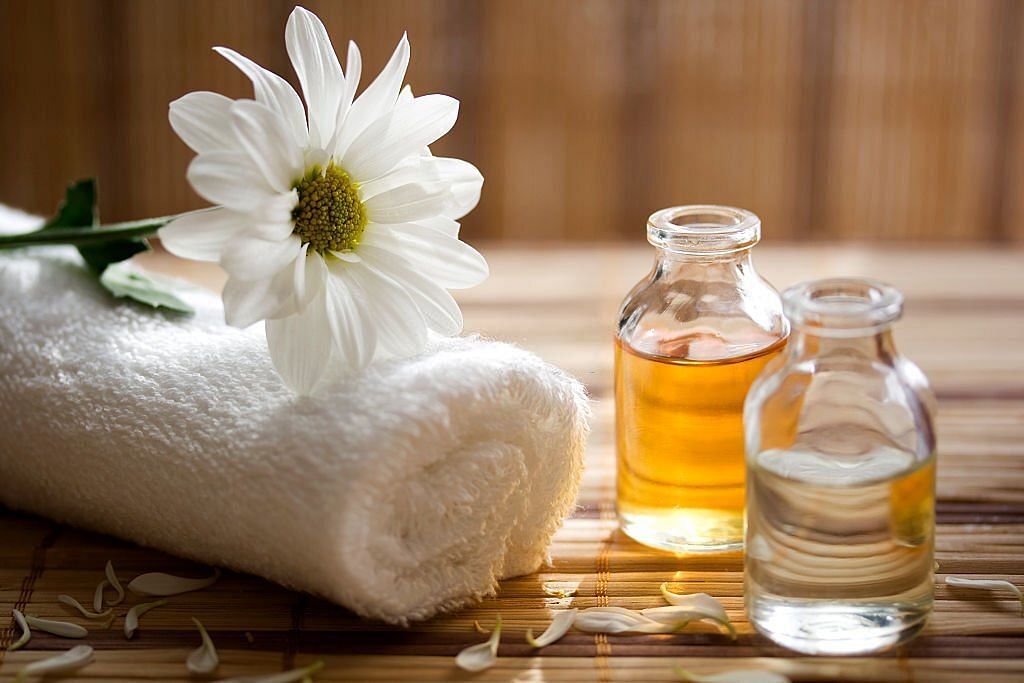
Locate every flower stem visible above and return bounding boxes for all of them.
[0,209,212,249]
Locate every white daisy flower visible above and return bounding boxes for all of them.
[159,6,487,394]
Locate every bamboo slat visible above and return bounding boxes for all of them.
[1,244,1022,681]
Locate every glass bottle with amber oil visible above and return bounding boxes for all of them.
[744,279,936,655]
[615,205,787,553]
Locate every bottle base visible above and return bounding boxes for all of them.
[748,596,930,655]
[619,509,744,553]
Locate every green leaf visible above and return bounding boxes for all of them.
[36,179,188,313]
[43,178,152,275]
[43,179,98,231]
[99,261,195,314]
[79,239,149,273]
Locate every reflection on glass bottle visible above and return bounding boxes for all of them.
[744,278,936,655]
[615,205,787,553]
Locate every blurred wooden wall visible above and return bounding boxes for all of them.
[0,0,1021,242]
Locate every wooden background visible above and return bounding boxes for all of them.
[1,0,1022,243]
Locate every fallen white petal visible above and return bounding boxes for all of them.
[128,568,220,596]
[526,609,577,648]
[455,616,501,672]
[541,581,579,599]
[8,609,29,651]
[106,561,125,606]
[187,617,220,674]
[15,645,93,681]
[654,585,736,637]
[946,576,1024,616]
[124,599,168,639]
[676,667,791,683]
[572,607,675,634]
[57,594,112,619]
[215,660,325,683]
[93,580,109,613]
[24,615,87,638]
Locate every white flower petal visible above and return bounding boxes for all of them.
[251,190,300,225]
[168,91,236,154]
[186,617,219,675]
[222,268,297,328]
[659,585,731,623]
[346,261,427,358]
[323,265,377,370]
[946,577,1024,615]
[432,157,484,220]
[329,250,362,263]
[286,6,344,150]
[342,94,459,181]
[248,217,297,243]
[230,100,304,192]
[398,84,414,106]
[526,609,577,648]
[415,216,461,237]
[362,223,488,289]
[221,234,300,281]
[213,46,308,149]
[332,33,409,158]
[124,599,168,639]
[293,244,326,310]
[265,293,333,395]
[359,245,463,336]
[187,152,276,211]
[455,617,501,672]
[357,157,428,201]
[17,645,94,679]
[158,208,241,262]
[572,606,673,634]
[363,182,453,224]
[128,569,220,596]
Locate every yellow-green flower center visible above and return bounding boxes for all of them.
[291,163,366,254]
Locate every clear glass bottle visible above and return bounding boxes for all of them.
[744,278,936,655]
[615,205,787,553]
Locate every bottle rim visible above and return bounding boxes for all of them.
[647,205,760,254]
[783,278,904,336]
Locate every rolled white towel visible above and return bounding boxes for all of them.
[0,247,589,623]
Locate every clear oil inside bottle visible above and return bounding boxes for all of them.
[744,278,936,654]
[746,447,935,654]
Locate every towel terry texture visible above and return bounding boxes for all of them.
[0,245,589,623]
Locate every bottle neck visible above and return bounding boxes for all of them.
[654,247,755,279]
[787,326,899,365]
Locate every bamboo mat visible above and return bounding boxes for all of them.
[2,244,1023,682]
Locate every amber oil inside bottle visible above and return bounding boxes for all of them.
[615,332,786,553]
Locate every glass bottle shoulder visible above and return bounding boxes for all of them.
[617,256,787,363]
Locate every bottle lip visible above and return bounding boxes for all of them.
[647,205,760,255]
[783,278,904,336]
